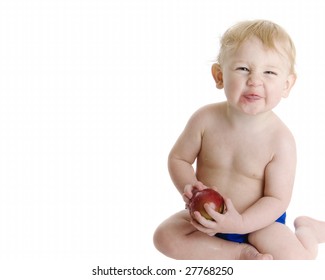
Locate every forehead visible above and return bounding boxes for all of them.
[229,37,289,67]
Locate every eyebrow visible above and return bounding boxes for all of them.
[264,65,280,69]
[232,61,281,69]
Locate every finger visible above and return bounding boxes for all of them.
[193,211,217,228]
[191,219,218,236]
[195,181,207,190]
[183,184,194,198]
[182,193,190,204]
[191,219,212,232]
[203,203,223,222]
[224,198,234,212]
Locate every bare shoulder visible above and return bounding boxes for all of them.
[270,115,296,156]
[188,102,225,127]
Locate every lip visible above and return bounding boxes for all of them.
[242,94,262,102]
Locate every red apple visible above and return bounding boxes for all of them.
[188,188,224,221]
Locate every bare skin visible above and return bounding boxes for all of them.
[153,36,325,259]
[154,210,273,260]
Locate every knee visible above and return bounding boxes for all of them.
[153,224,166,253]
[153,211,191,259]
[153,224,178,259]
[293,216,310,229]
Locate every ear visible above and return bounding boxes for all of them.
[211,63,224,89]
[282,73,296,98]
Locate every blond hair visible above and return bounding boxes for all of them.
[217,20,296,74]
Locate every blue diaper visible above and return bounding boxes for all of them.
[215,212,286,244]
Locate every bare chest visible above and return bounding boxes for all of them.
[198,130,273,180]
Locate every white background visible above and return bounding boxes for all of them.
[1,0,325,278]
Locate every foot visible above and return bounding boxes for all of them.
[294,216,325,243]
[239,244,273,260]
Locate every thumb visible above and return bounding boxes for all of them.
[223,198,234,213]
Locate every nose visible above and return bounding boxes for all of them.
[247,73,262,87]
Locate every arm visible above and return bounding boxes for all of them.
[168,108,206,195]
[240,131,297,232]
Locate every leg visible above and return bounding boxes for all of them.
[249,216,325,260]
[153,210,272,260]
[294,216,325,249]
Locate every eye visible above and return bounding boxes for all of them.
[264,70,277,75]
[236,67,249,72]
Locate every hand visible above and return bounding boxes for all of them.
[183,181,207,207]
[190,198,245,236]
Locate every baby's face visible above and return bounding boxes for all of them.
[220,37,295,116]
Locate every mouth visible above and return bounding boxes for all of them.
[242,94,262,102]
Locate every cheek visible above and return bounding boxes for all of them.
[265,85,285,106]
[267,82,285,96]
[224,77,243,95]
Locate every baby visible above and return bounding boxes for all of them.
[153,20,325,260]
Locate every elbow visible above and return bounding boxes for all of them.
[167,152,176,174]
[273,197,291,218]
